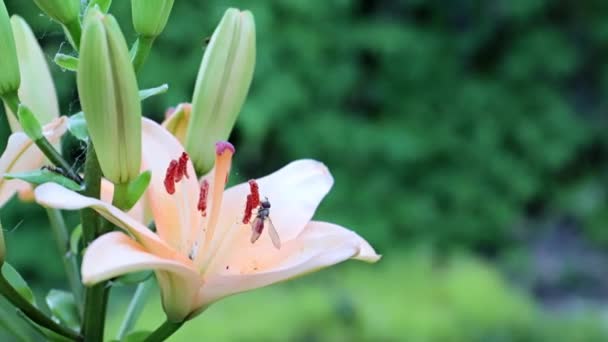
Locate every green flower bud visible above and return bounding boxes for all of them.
[131,0,175,37]
[77,8,141,184]
[186,8,255,174]
[17,104,44,141]
[33,0,80,25]
[4,16,60,133]
[0,0,20,96]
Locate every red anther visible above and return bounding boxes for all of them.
[248,180,260,208]
[197,180,209,217]
[242,194,254,224]
[175,152,190,182]
[242,180,260,224]
[164,160,178,194]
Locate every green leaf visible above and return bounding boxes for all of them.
[113,271,153,286]
[67,112,88,141]
[5,170,83,191]
[139,84,169,101]
[45,290,80,332]
[70,225,82,256]
[87,0,112,13]
[124,171,151,210]
[2,263,35,306]
[53,54,78,72]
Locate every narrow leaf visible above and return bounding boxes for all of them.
[45,290,80,332]
[5,170,82,191]
[70,225,82,256]
[53,54,78,72]
[124,171,151,210]
[1,263,35,306]
[67,112,88,142]
[139,84,169,101]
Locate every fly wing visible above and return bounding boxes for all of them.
[266,217,281,249]
[250,217,264,244]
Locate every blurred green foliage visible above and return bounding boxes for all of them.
[2,0,608,340]
[107,250,608,341]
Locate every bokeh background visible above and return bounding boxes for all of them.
[3,0,608,340]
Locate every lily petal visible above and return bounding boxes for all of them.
[199,221,379,306]
[142,117,202,253]
[34,182,187,262]
[82,231,198,284]
[215,159,334,247]
[82,232,201,322]
[0,117,67,207]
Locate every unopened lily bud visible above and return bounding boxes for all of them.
[4,16,60,132]
[77,8,142,184]
[163,103,191,144]
[186,8,255,174]
[0,0,20,96]
[32,0,79,26]
[131,0,175,37]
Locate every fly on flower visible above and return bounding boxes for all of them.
[242,179,280,249]
[251,197,281,249]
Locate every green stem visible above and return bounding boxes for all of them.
[144,319,184,342]
[116,279,154,340]
[63,19,82,51]
[46,208,83,318]
[79,144,108,342]
[1,92,82,183]
[0,273,81,341]
[132,36,156,74]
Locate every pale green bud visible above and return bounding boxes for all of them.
[186,8,255,174]
[17,105,44,141]
[77,8,141,184]
[131,0,175,37]
[4,16,60,132]
[0,0,20,96]
[33,0,80,25]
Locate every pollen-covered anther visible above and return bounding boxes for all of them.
[242,179,260,224]
[197,180,209,217]
[163,160,179,194]
[175,152,190,182]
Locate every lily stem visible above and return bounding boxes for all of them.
[144,319,184,342]
[80,144,109,342]
[46,208,83,318]
[116,279,154,340]
[1,91,82,183]
[132,35,156,74]
[0,271,81,341]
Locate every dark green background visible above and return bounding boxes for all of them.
[3,0,608,340]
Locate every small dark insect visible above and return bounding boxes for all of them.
[250,198,281,249]
[41,165,81,183]
[204,36,211,45]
